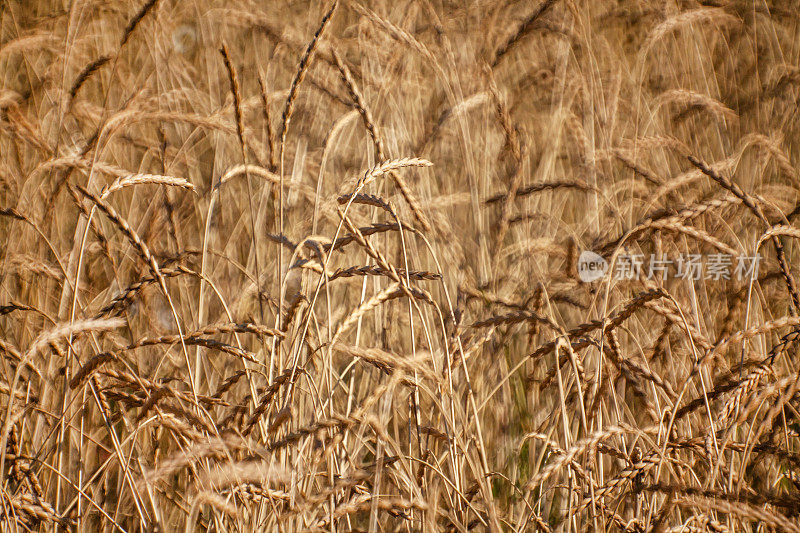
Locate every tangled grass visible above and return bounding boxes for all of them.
[1,0,800,530]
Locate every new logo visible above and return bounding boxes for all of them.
[578,251,608,282]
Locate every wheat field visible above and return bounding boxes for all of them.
[1,0,800,531]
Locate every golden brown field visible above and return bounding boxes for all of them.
[2,0,800,530]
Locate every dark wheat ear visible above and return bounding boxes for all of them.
[490,0,560,67]
[220,43,265,324]
[74,184,199,401]
[219,44,246,160]
[688,154,800,314]
[278,0,339,153]
[257,67,277,172]
[120,0,159,48]
[274,0,338,320]
[69,55,112,101]
[69,0,157,105]
[485,64,522,162]
[331,49,382,155]
[332,47,431,231]
[0,207,26,221]
[74,185,161,281]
